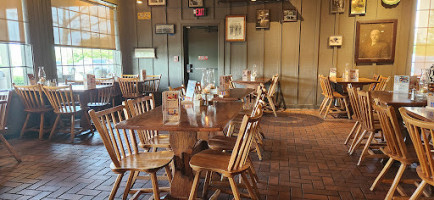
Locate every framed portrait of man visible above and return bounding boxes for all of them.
[355,19,397,64]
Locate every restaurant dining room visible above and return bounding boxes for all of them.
[1,0,434,199]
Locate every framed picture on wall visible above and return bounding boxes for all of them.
[329,36,343,47]
[155,24,175,34]
[355,19,398,64]
[148,0,166,6]
[330,0,345,14]
[225,15,246,42]
[188,0,203,8]
[350,0,366,16]
[256,9,270,29]
[283,9,297,22]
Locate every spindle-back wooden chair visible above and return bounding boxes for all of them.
[143,74,162,94]
[0,91,21,162]
[42,85,92,142]
[345,84,363,148]
[229,75,236,89]
[14,84,52,140]
[65,79,84,85]
[318,75,351,119]
[122,74,139,79]
[399,107,434,200]
[118,77,142,99]
[89,105,173,200]
[374,76,391,91]
[92,77,115,108]
[168,84,186,96]
[264,74,279,117]
[188,107,263,200]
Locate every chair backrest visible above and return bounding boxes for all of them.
[96,77,115,85]
[0,91,12,130]
[228,102,263,172]
[42,85,77,113]
[168,85,186,96]
[319,75,334,98]
[65,79,84,85]
[118,77,140,98]
[357,90,375,131]
[374,76,391,91]
[13,84,46,110]
[89,105,139,168]
[400,107,434,182]
[229,76,236,89]
[125,94,157,145]
[373,103,409,160]
[267,74,279,97]
[347,84,361,121]
[250,85,265,116]
[122,74,139,79]
[143,74,162,93]
[368,74,380,91]
[90,86,113,105]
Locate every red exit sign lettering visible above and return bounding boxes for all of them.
[193,8,207,17]
[198,56,208,60]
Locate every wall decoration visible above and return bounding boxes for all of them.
[256,9,270,29]
[329,36,343,47]
[188,0,203,8]
[330,0,345,14]
[137,12,151,20]
[355,19,397,64]
[148,0,165,6]
[350,0,366,16]
[283,9,297,22]
[382,0,400,5]
[225,16,246,42]
[155,24,175,34]
[134,48,156,58]
[193,8,207,17]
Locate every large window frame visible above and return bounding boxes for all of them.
[411,0,434,75]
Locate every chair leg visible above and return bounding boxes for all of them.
[123,171,136,200]
[39,113,45,140]
[83,111,94,134]
[370,157,394,191]
[345,121,360,145]
[19,113,30,139]
[109,173,124,200]
[267,96,277,117]
[409,180,427,200]
[385,163,407,200]
[202,171,212,199]
[241,172,258,200]
[49,115,61,140]
[357,131,374,166]
[349,129,367,155]
[342,98,351,119]
[150,172,160,200]
[228,176,241,200]
[248,157,259,183]
[188,170,201,200]
[319,98,329,115]
[254,139,263,161]
[247,167,261,198]
[164,165,172,184]
[0,134,21,162]
[70,115,75,143]
[323,98,333,119]
[319,97,327,113]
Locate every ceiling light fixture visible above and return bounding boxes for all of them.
[137,0,143,4]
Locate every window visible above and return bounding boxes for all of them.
[0,0,33,89]
[51,0,121,81]
[411,0,434,75]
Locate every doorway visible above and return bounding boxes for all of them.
[183,26,218,85]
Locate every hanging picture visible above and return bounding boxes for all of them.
[329,36,343,47]
[225,16,246,42]
[148,0,165,6]
[350,0,366,16]
[330,0,345,14]
[188,0,203,8]
[283,9,297,22]
[137,12,151,20]
[256,9,270,29]
[155,24,175,34]
[355,19,398,64]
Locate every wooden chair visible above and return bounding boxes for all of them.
[89,105,174,200]
[94,77,116,108]
[369,103,419,199]
[96,77,115,85]
[122,74,139,79]
[118,77,142,99]
[229,75,236,89]
[42,85,92,142]
[264,74,279,117]
[352,90,386,165]
[14,84,52,140]
[88,86,113,111]
[168,84,185,96]
[125,94,170,152]
[143,74,162,94]
[65,79,84,85]
[368,74,380,91]
[195,82,202,93]
[318,75,351,119]
[374,76,391,91]
[344,84,363,147]
[400,107,434,200]
[0,91,21,162]
[188,107,263,200]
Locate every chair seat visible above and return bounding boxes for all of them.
[110,151,174,172]
[142,135,170,148]
[383,143,419,164]
[88,102,110,108]
[54,106,83,114]
[24,106,53,113]
[189,149,250,174]
[122,94,145,99]
[333,92,347,98]
[208,136,254,152]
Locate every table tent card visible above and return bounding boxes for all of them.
[344,69,359,81]
[242,70,251,81]
[219,75,232,97]
[84,74,96,89]
[162,91,181,125]
[185,80,197,101]
[329,68,337,78]
[393,75,410,94]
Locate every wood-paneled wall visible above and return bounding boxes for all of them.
[119,0,415,107]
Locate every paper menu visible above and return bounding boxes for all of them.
[162,91,181,125]
[393,75,410,94]
[242,70,251,81]
[344,69,359,81]
[185,80,197,101]
[84,74,96,89]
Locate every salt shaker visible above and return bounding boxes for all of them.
[411,88,416,101]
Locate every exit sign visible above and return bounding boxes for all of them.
[193,8,207,17]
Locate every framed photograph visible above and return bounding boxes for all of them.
[350,0,366,16]
[283,9,297,22]
[256,10,270,29]
[225,15,246,42]
[329,36,343,47]
[155,24,175,34]
[148,0,165,6]
[355,19,397,64]
[188,0,203,8]
[330,0,345,14]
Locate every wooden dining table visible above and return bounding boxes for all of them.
[116,102,244,199]
[370,91,427,107]
[329,77,379,90]
[232,77,271,88]
[211,88,255,102]
[403,107,434,122]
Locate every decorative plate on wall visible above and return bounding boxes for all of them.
[382,0,400,5]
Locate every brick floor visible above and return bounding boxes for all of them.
[0,110,420,199]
